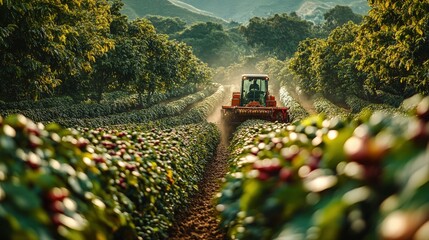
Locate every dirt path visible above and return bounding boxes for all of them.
[168,142,228,240]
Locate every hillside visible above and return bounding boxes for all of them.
[179,0,369,23]
[122,0,227,24]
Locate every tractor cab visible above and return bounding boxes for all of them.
[241,74,269,106]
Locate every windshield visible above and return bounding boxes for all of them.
[241,78,267,106]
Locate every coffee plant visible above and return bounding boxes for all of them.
[279,86,309,122]
[217,96,429,239]
[0,114,220,239]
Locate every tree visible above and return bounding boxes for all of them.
[323,5,363,31]
[289,22,365,101]
[146,15,186,35]
[175,22,243,67]
[353,0,429,96]
[241,13,314,59]
[289,39,319,94]
[0,0,113,101]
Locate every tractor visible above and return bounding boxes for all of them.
[221,74,289,124]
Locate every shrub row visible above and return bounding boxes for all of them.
[0,114,132,240]
[100,88,193,105]
[52,86,216,128]
[216,97,429,239]
[374,89,404,107]
[346,94,407,120]
[0,114,220,239]
[313,95,350,119]
[345,94,371,113]
[140,84,226,130]
[79,122,220,239]
[105,84,226,132]
[354,103,405,120]
[0,96,74,111]
[1,86,197,122]
[279,86,309,122]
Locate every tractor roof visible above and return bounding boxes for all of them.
[242,74,269,78]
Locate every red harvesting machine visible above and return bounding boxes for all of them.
[221,74,289,124]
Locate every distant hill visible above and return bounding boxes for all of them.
[179,0,369,23]
[121,0,227,25]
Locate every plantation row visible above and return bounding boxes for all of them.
[0,79,229,239]
[53,86,216,128]
[0,97,75,111]
[133,84,226,131]
[0,85,198,124]
[0,114,220,239]
[279,85,309,122]
[279,83,408,122]
[216,96,429,239]
[93,85,226,134]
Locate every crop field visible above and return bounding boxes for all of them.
[1,1,429,238]
[1,80,429,240]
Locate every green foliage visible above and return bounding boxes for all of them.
[217,97,429,239]
[0,97,74,111]
[279,86,309,122]
[289,22,364,101]
[0,114,132,239]
[241,13,314,59]
[175,22,245,67]
[79,122,220,239]
[52,85,216,128]
[89,15,212,103]
[313,95,350,119]
[353,0,429,95]
[0,114,220,239]
[178,0,369,24]
[289,1,429,105]
[323,5,363,31]
[0,86,196,124]
[146,15,186,35]
[345,95,371,113]
[141,84,226,130]
[355,103,404,120]
[0,0,114,101]
[0,1,212,104]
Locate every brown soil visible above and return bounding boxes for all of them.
[168,142,229,240]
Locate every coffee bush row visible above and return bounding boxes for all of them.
[0,96,74,111]
[279,86,309,122]
[313,95,350,119]
[1,86,197,122]
[216,97,429,239]
[53,86,217,128]
[0,114,220,239]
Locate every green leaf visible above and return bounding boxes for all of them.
[2,183,41,212]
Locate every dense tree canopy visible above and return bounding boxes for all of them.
[0,0,113,101]
[323,5,363,31]
[175,22,245,67]
[353,0,429,95]
[2,0,426,104]
[0,0,212,102]
[290,22,364,101]
[289,0,429,104]
[241,13,314,59]
[146,15,186,35]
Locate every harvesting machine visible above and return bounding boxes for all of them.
[221,74,289,124]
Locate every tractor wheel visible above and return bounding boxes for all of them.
[275,111,283,122]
